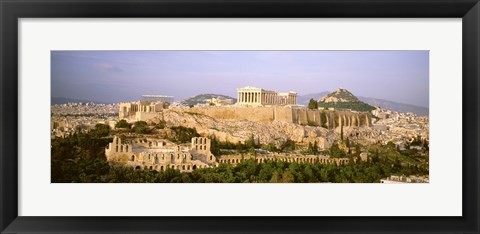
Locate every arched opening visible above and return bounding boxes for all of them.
[160,166,164,171]
[192,165,197,170]
[135,166,141,170]
[131,155,135,161]
[182,165,185,170]
[210,156,213,161]
[149,166,153,170]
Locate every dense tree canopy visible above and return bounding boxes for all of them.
[51,129,428,183]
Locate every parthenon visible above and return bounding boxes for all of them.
[237,86,297,106]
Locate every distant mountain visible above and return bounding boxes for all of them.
[182,94,237,106]
[51,97,104,105]
[317,88,376,112]
[297,91,329,106]
[358,96,429,116]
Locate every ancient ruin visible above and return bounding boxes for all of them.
[237,86,297,106]
[218,154,351,166]
[105,136,217,172]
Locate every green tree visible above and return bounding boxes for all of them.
[155,120,166,129]
[245,134,257,149]
[131,121,151,134]
[306,141,319,155]
[320,111,328,128]
[308,98,318,109]
[91,124,110,138]
[170,126,200,143]
[115,119,131,129]
[280,171,295,183]
[340,124,344,141]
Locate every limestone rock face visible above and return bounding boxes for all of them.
[163,109,334,149]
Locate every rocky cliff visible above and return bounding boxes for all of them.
[163,109,337,149]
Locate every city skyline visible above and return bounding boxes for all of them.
[51,50,429,107]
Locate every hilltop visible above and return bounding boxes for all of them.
[298,91,428,116]
[317,88,376,112]
[181,94,237,106]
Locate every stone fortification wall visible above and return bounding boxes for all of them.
[326,110,372,128]
[274,106,293,122]
[175,106,371,129]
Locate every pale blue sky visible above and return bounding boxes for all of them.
[51,51,429,107]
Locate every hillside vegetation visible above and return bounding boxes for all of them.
[318,88,376,112]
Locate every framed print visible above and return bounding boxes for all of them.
[1,0,479,233]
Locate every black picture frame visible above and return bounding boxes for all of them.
[1,0,479,233]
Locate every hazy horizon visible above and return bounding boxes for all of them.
[51,50,429,108]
